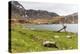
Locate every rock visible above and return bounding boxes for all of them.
[43,41,58,48]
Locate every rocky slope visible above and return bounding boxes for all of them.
[10,1,26,16]
[26,9,59,18]
[65,13,78,24]
[9,1,78,24]
[9,1,59,19]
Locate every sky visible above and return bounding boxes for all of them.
[19,1,78,16]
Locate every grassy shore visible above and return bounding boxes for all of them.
[10,24,78,53]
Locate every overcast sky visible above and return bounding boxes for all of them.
[19,1,78,16]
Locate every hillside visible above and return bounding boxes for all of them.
[9,1,59,19]
[26,9,59,18]
[9,1,78,24]
[10,1,25,16]
[65,13,78,24]
[10,24,77,52]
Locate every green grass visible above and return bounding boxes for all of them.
[10,24,78,53]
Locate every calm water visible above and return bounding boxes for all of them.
[25,24,78,33]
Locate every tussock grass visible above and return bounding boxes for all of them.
[10,24,78,53]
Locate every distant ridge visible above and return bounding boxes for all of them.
[10,1,78,24]
[10,1,59,19]
[26,9,59,18]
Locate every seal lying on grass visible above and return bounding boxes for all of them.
[43,41,58,48]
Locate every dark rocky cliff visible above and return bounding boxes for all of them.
[26,9,59,18]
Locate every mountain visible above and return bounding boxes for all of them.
[9,1,59,19]
[9,1,78,24]
[64,12,78,24]
[25,9,59,18]
[9,1,26,18]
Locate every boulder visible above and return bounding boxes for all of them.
[43,41,58,48]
